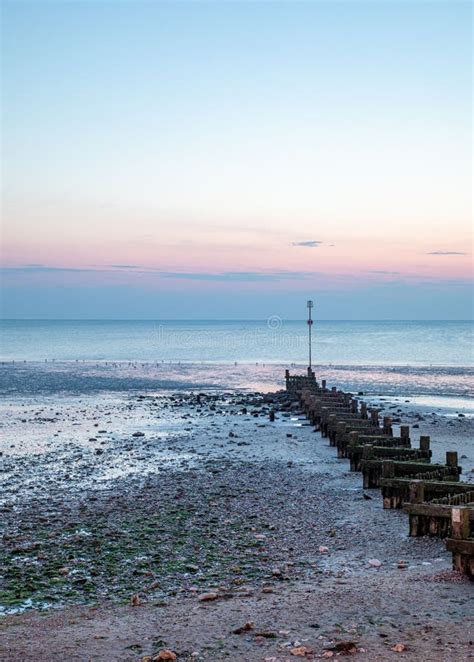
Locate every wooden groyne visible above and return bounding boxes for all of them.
[286,370,473,579]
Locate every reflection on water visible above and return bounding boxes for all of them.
[1,360,473,398]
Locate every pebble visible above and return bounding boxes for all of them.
[368,559,382,567]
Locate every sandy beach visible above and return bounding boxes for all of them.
[0,362,473,660]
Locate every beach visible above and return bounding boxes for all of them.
[0,361,473,660]
[3,0,473,657]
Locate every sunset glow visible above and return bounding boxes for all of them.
[2,1,472,319]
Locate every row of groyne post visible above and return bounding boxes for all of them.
[285,369,474,579]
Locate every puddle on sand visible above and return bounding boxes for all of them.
[363,394,474,417]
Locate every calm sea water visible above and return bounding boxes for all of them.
[1,319,472,365]
[0,320,473,398]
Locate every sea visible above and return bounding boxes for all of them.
[0,319,473,400]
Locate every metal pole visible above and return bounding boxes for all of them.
[307,300,313,369]
[309,309,312,367]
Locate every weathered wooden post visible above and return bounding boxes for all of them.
[269,410,275,422]
[409,480,425,504]
[327,413,337,444]
[349,431,359,445]
[451,506,470,540]
[446,451,458,468]
[370,409,379,427]
[321,379,326,390]
[408,480,426,536]
[446,506,473,576]
[360,402,368,419]
[348,431,359,470]
[382,416,392,436]
[362,445,374,460]
[336,421,346,456]
[382,460,395,478]
[400,426,410,443]
[319,406,328,433]
[419,435,430,451]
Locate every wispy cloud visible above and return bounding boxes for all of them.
[426,251,467,256]
[159,270,314,282]
[109,264,139,269]
[292,240,322,248]
[1,265,316,282]
[3,266,92,273]
[367,270,400,275]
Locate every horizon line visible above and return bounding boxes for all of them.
[1,318,473,323]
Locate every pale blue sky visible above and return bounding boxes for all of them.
[1,0,472,319]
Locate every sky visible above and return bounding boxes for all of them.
[1,0,472,320]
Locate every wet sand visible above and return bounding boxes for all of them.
[0,365,473,660]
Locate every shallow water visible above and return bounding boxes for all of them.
[1,360,473,398]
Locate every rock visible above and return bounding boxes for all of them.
[368,558,382,567]
[391,643,407,652]
[131,594,141,606]
[132,431,145,437]
[232,622,254,634]
[198,592,218,601]
[318,546,329,554]
[332,641,358,653]
[255,631,277,638]
[153,651,177,661]
[290,646,313,656]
